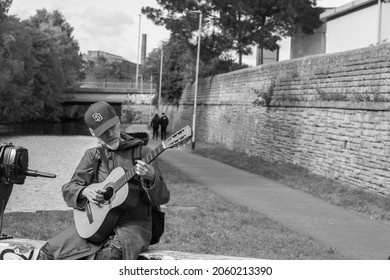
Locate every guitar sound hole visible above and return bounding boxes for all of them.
[103,187,114,201]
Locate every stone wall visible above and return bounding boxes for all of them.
[162,43,390,195]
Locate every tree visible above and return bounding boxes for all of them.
[141,0,323,102]
[0,16,37,122]
[143,37,194,103]
[0,0,32,123]
[83,57,128,81]
[214,0,324,64]
[0,0,12,46]
[28,9,84,87]
[142,0,228,66]
[142,0,323,65]
[143,35,246,103]
[24,9,84,121]
[0,6,83,123]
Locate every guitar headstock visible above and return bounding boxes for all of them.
[162,125,192,149]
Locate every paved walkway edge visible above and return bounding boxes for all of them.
[156,143,390,260]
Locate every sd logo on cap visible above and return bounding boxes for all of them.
[84,101,119,137]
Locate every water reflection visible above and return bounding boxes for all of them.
[0,121,90,136]
[0,121,150,212]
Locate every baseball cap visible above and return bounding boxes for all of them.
[84,101,119,137]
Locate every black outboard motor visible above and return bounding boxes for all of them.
[0,143,56,239]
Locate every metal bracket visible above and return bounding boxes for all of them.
[0,197,12,240]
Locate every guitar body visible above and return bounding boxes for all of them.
[74,167,136,243]
[72,125,192,244]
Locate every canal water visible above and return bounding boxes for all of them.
[0,121,150,213]
[0,121,91,136]
[0,121,96,213]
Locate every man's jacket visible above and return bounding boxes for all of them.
[160,116,169,127]
[47,132,169,259]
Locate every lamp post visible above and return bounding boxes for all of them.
[149,75,153,123]
[377,0,383,44]
[135,14,141,90]
[189,10,202,150]
[158,49,163,114]
[377,0,390,44]
[139,75,143,94]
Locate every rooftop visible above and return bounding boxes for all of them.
[320,0,377,20]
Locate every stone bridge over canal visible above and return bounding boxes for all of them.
[62,82,157,124]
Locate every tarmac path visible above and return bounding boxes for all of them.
[145,136,390,260]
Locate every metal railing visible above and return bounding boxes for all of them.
[77,81,157,91]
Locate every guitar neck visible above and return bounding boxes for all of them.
[115,143,166,188]
[142,143,166,165]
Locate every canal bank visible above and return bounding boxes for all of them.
[2,123,151,213]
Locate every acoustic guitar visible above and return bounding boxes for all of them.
[73,125,192,243]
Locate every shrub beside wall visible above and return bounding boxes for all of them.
[163,43,390,195]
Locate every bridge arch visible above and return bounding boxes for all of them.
[62,84,156,124]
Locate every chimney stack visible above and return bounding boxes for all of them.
[141,34,147,65]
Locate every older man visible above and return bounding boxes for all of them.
[39,101,170,260]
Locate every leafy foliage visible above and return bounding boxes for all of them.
[141,0,323,102]
[142,0,324,64]
[0,4,83,123]
[83,56,129,81]
[143,37,193,103]
[142,35,247,102]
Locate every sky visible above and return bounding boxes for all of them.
[8,0,354,66]
[8,0,170,63]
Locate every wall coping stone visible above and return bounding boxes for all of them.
[270,101,390,111]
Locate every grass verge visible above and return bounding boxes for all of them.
[2,160,344,259]
[192,142,390,224]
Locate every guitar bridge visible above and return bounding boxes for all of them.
[86,203,94,224]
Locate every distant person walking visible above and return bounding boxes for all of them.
[150,113,160,140]
[160,113,169,140]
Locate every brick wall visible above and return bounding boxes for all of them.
[163,43,390,195]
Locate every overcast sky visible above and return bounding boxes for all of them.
[8,0,353,66]
[8,0,170,63]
